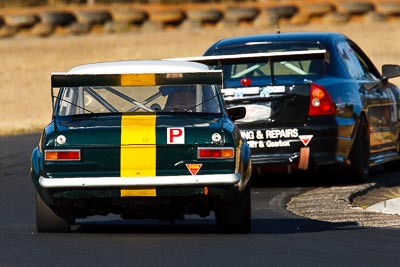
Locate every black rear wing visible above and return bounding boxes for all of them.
[51,71,222,88]
[166,50,327,65]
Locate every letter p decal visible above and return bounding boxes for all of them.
[167,127,185,144]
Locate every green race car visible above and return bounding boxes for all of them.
[30,60,252,233]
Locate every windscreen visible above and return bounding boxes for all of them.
[55,84,221,116]
[210,42,325,85]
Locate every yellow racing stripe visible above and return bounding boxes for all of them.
[120,114,157,197]
[120,74,156,86]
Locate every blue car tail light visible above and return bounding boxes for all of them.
[309,83,336,116]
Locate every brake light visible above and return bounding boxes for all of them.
[45,150,81,161]
[198,148,234,158]
[308,84,336,116]
[240,77,252,87]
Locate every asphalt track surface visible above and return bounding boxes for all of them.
[1,134,400,266]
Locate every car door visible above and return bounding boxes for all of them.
[377,84,399,151]
[349,41,399,152]
[337,40,385,154]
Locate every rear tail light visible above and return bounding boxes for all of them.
[45,150,81,161]
[308,84,336,116]
[198,147,234,159]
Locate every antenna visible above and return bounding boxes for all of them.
[276,16,281,34]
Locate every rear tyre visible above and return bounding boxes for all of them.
[215,182,251,233]
[36,192,71,233]
[349,116,370,181]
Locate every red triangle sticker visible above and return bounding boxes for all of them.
[299,135,313,146]
[186,164,202,175]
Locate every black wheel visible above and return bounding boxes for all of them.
[215,182,251,233]
[349,116,370,181]
[36,192,71,233]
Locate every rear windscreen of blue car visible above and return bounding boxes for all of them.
[209,43,325,85]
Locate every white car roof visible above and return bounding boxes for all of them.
[67,60,211,74]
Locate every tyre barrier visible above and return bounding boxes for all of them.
[142,9,185,30]
[336,2,375,15]
[362,11,387,23]
[1,1,400,38]
[322,12,351,24]
[74,10,112,25]
[225,6,260,21]
[299,3,335,17]
[181,8,223,29]
[221,6,259,27]
[3,14,39,28]
[148,9,185,24]
[30,23,55,37]
[264,5,298,19]
[185,8,223,24]
[103,21,133,33]
[110,8,148,25]
[376,2,400,16]
[67,22,92,35]
[0,25,18,38]
[253,5,298,27]
[39,11,76,26]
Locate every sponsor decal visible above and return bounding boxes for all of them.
[223,86,286,99]
[186,163,202,175]
[167,127,185,144]
[241,129,299,140]
[246,140,291,148]
[240,128,299,148]
[222,87,259,97]
[265,129,298,139]
[237,104,271,122]
[260,85,286,97]
[298,135,313,146]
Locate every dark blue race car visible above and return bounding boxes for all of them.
[172,32,400,180]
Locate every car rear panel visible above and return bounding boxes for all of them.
[43,113,235,179]
[225,84,337,167]
[241,118,338,167]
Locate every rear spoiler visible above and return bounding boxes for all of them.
[166,50,327,65]
[51,71,222,87]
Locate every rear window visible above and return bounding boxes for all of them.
[55,84,221,116]
[209,42,325,85]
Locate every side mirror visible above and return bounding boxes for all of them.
[382,64,400,80]
[227,106,246,121]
